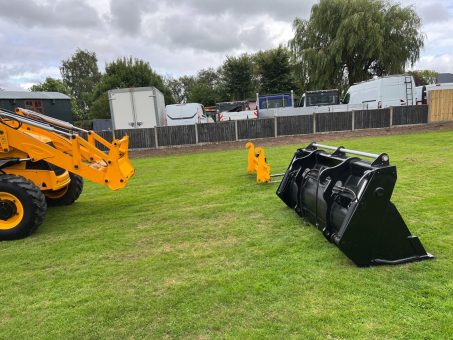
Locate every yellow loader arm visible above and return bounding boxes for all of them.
[0,108,134,190]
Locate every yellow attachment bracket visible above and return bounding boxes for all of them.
[255,147,270,183]
[245,142,257,174]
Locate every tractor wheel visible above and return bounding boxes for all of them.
[0,175,47,241]
[45,173,83,206]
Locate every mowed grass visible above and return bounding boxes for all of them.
[0,130,452,339]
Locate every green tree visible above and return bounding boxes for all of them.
[407,70,438,86]
[189,68,226,105]
[60,49,102,119]
[289,0,424,91]
[221,54,255,100]
[164,76,185,103]
[30,77,83,120]
[187,83,218,106]
[169,68,226,106]
[90,57,174,119]
[254,47,294,94]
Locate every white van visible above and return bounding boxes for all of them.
[165,103,209,126]
[343,75,416,109]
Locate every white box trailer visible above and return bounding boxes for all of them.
[108,87,165,129]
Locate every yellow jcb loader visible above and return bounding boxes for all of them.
[0,107,135,240]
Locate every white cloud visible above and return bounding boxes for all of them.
[413,54,453,73]
[0,0,452,90]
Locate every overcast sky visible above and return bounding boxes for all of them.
[0,0,452,90]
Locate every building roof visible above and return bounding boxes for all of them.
[0,91,70,100]
[436,73,453,83]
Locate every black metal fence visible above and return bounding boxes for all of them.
[96,105,428,149]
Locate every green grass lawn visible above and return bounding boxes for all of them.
[1,130,452,339]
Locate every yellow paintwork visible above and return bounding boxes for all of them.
[245,142,271,183]
[2,162,71,191]
[255,147,271,183]
[0,108,135,191]
[245,142,257,174]
[0,192,24,230]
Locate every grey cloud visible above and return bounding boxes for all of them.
[158,15,239,52]
[162,0,316,21]
[109,0,153,34]
[419,2,450,24]
[0,0,100,29]
[157,14,273,53]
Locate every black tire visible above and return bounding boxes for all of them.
[0,175,47,241]
[45,173,83,206]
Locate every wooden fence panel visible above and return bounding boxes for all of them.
[392,105,428,126]
[156,125,196,146]
[429,90,453,122]
[354,109,390,129]
[277,115,314,136]
[90,105,430,150]
[197,122,236,143]
[114,128,156,149]
[237,119,275,139]
[316,111,352,133]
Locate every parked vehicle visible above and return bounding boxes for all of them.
[0,107,135,240]
[219,110,258,121]
[258,93,294,110]
[343,75,416,109]
[108,87,165,129]
[217,101,258,121]
[299,89,340,107]
[416,83,453,105]
[165,103,209,126]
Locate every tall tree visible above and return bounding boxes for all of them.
[289,0,424,91]
[30,77,82,120]
[189,68,226,105]
[164,76,185,103]
[254,47,294,94]
[60,49,102,119]
[90,57,174,119]
[168,68,226,106]
[221,54,255,100]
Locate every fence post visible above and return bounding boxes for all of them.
[154,127,159,148]
[313,113,316,134]
[274,116,278,138]
[234,120,238,141]
[389,107,393,128]
[194,123,199,144]
[351,110,355,131]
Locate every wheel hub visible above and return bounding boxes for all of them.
[0,200,17,220]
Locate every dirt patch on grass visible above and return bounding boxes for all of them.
[130,121,453,158]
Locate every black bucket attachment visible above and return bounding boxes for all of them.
[277,142,433,267]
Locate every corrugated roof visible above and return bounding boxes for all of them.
[0,91,70,100]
